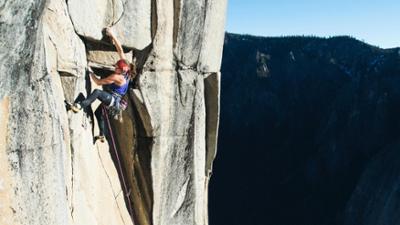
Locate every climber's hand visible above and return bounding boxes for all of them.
[90,73,100,84]
[88,66,93,73]
[105,27,115,38]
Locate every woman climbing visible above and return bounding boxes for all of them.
[68,27,136,142]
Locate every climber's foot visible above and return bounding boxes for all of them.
[70,103,82,113]
[65,101,82,113]
[94,135,105,143]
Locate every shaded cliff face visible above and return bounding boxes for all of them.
[0,1,226,225]
[210,33,400,225]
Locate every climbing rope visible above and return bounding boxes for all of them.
[102,104,134,220]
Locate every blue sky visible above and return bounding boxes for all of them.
[227,0,400,48]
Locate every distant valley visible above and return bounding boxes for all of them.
[210,33,400,225]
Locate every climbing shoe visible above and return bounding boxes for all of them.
[94,135,105,143]
[65,101,82,113]
[70,103,82,113]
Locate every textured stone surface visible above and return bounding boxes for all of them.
[43,1,133,224]
[0,0,46,99]
[138,70,207,225]
[0,1,68,224]
[174,0,227,72]
[0,0,226,224]
[67,0,113,40]
[43,0,86,76]
[174,0,206,68]
[7,27,69,225]
[86,41,133,67]
[69,136,133,225]
[143,0,175,71]
[0,97,18,225]
[197,0,227,72]
[110,0,152,49]
[67,0,151,49]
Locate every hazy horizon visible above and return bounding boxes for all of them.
[224,32,399,49]
[227,0,400,49]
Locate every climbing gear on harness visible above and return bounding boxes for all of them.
[120,98,128,110]
[107,93,128,121]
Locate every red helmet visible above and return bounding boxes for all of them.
[115,59,129,70]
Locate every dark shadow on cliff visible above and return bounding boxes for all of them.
[209,33,400,225]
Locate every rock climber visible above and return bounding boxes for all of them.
[67,27,136,143]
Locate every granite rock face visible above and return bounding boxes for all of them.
[0,0,227,225]
[67,0,152,49]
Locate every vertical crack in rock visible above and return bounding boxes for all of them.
[171,177,190,217]
[195,0,208,68]
[83,36,155,225]
[68,138,75,220]
[174,0,207,69]
[64,0,82,39]
[111,90,155,225]
[96,144,129,225]
[203,72,220,176]
[111,0,125,25]
[150,0,157,40]
[172,0,180,48]
[202,72,220,225]
[177,70,186,106]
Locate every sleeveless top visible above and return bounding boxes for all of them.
[106,71,129,96]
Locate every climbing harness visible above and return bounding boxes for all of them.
[107,93,128,121]
[102,105,134,220]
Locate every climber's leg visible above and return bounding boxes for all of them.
[94,105,106,142]
[69,89,113,113]
[80,89,113,108]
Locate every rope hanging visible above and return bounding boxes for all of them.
[102,104,135,221]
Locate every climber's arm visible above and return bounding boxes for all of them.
[105,27,126,60]
[90,72,116,85]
